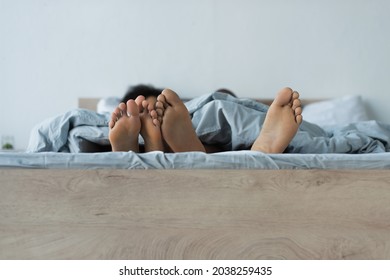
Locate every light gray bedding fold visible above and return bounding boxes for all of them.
[1,151,390,169]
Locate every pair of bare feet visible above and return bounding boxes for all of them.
[108,87,303,153]
[108,89,205,153]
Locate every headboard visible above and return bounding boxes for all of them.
[78,98,101,111]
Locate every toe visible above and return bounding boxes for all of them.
[152,118,161,127]
[157,94,168,108]
[148,102,155,111]
[161,88,182,106]
[116,103,126,117]
[141,100,149,111]
[294,106,302,116]
[150,109,158,119]
[118,102,126,110]
[155,100,166,112]
[156,109,164,118]
[292,99,301,110]
[292,91,300,100]
[274,87,294,107]
[134,96,146,112]
[113,107,123,119]
[296,114,303,125]
[126,100,139,117]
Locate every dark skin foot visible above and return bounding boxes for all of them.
[155,88,206,152]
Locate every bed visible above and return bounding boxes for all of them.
[1,93,390,260]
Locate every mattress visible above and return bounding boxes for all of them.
[1,151,390,169]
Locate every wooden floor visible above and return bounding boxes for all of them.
[1,169,390,260]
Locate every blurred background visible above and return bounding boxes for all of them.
[1,0,390,149]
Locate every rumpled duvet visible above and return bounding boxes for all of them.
[27,92,390,153]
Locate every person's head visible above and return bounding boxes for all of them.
[215,88,237,97]
[121,84,163,103]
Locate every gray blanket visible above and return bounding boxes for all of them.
[27,92,390,153]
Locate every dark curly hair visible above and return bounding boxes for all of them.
[121,84,163,103]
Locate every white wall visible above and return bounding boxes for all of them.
[1,0,390,149]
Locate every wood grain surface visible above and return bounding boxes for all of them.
[1,169,389,260]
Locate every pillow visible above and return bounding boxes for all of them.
[97,97,121,115]
[302,95,369,127]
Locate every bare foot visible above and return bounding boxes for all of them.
[251,87,303,153]
[108,100,141,152]
[156,89,206,152]
[137,97,164,152]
